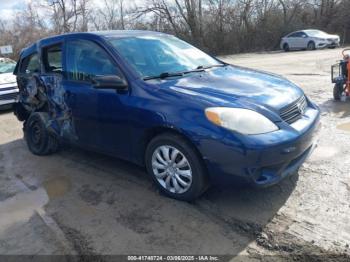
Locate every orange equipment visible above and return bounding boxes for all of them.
[331,49,350,100]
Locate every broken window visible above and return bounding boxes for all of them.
[42,44,62,73]
[20,53,40,75]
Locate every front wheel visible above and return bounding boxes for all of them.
[307,41,316,50]
[145,133,208,201]
[333,82,346,101]
[283,43,290,52]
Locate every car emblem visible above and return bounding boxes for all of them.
[297,102,305,114]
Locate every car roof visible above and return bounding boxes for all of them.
[91,30,168,38]
[20,30,168,58]
[288,29,323,35]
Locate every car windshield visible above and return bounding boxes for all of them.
[305,30,328,37]
[108,35,222,78]
[0,59,16,74]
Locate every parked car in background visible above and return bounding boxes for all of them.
[280,29,340,51]
[0,58,18,110]
[14,31,320,201]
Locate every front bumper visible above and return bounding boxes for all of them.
[199,106,320,187]
[0,84,19,107]
[316,40,340,49]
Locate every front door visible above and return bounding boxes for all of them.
[62,38,130,158]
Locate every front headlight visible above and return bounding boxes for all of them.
[205,107,278,135]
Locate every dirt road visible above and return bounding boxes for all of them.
[0,48,349,260]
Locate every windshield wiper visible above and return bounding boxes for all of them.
[143,68,205,81]
[196,64,226,70]
[143,72,184,80]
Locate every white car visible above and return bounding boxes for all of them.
[280,29,340,51]
[0,58,18,110]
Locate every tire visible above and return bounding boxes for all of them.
[145,133,208,201]
[283,43,290,52]
[307,41,316,50]
[333,82,345,101]
[24,112,59,156]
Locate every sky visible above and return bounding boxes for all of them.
[0,0,29,20]
[0,0,113,22]
[0,0,142,21]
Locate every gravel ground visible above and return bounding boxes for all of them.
[0,48,349,260]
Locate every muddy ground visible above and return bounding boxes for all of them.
[0,48,350,260]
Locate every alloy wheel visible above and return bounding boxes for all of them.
[151,145,192,194]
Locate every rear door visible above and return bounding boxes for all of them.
[16,52,40,97]
[62,37,131,158]
[296,32,309,48]
[286,32,301,49]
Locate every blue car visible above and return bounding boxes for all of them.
[14,30,320,201]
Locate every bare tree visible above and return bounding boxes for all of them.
[92,0,126,30]
[1,0,350,60]
[48,0,90,33]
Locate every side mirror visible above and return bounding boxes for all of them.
[92,75,128,91]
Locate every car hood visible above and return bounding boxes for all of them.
[154,66,304,112]
[314,33,338,39]
[0,72,16,86]
[326,34,339,40]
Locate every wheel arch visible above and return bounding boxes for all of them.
[137,125,205,168]
[307,40,316,49]
[282,42,290,51]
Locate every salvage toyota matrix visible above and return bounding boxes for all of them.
[13,30,320,201]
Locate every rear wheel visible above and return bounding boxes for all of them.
[307,41,316,50]
[25,112,59,155]
[145,133,208,201]
[333,82,346,101]
[283,43,290,52]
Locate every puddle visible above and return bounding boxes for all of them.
[337,122,350,132]
[0,188,49,232]
[43,176,71,200]
[0,176,71,233]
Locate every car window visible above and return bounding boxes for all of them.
[42,44,62,73]
[108,35,221,78]
[66,39,120,82]
[20,53,40,75]
[0,58,16,74]
[288,32,304,38]
[288,32,297,38]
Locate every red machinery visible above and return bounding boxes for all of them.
[332,48,350,100]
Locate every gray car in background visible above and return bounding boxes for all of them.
[280,29,340,51]
[0,58,18,110]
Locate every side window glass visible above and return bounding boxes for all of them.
[20,53,40,75]
[43,44,62,73]
[66,39,120,82]
[288,32,299,38]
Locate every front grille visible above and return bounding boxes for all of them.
[0,92,18,101]
[279,95,307,124]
